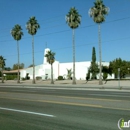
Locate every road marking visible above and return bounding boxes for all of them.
[88,94,130,98]
[35,99,130,111]
[102,106,130,111]
[27,94,129,102]
[38,100,103,108]
[0,97,130,111]
[12,90,37,92]
[0,92,7,94]
[0,91,130,102]
[109,92,129,95]
[49,95,122,102]
[0,107,55,117]
[0,97,102,108]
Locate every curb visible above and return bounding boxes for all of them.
[0,83,130,92]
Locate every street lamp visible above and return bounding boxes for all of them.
[118,68,121,89]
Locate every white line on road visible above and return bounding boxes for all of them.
[0,107,55,117]
[88,94,130,98]
[12,90,37,92]
[108,92,130,95]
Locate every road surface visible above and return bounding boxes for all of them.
[0,86,130,130]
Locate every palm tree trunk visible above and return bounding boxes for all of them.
[98,23,103,85]
[17,41,20,83]
[72,28,76,84]
[32,35,35,84]
[51,64,54,84]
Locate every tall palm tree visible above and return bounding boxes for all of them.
[26,16,40,84]
[0,56,6,83]
[45,50,55,84]
[89,0,109,85]
[66,7,81,84]
[11,24,23,83]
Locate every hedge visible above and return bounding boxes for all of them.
[58,76,64,80]
[6,75,18,80]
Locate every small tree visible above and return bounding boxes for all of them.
[67,68,73,79]
[89,47,99,79]
[12,63,24,70]
[109,58,130,78]
[28,64,33,68]
[4,67,11,71]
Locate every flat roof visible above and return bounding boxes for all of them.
[3,70,22,74]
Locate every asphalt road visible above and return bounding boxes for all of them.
[0,86,130,130]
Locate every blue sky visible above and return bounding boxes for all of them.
[0,0,130,68]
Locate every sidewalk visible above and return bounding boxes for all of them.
[0,79,129,91]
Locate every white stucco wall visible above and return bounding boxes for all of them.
[53,61,59,79]
[20,61,114,80]
[20,70,26,79]
[59,62,91,80]
[20,60,59,80]
[43,61,59,79]
[20,65,44,79]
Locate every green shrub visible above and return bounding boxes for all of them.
[6,75,18,80]
[86,73,90,80]
[36,76,42,80]
[21,77,26,81]
[58,76,64,80]
[25,73,30,80]
[103,73,108,80]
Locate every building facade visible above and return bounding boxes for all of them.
[20,48,114,80]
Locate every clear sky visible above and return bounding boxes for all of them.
[0,0,130,68]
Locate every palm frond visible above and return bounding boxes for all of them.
[89,0,109,23]
[66,7,81,29]
[26,16,40,35]
[45,50,55,65]
[11,24,23,41]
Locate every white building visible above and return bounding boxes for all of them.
[20,48,114,80]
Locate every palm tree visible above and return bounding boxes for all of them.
[89,0,109,85]
[26,16,40,84]
[0,56,6,83]
[11,24,23,83]
[66,7,81,84]
[45,50,55,84]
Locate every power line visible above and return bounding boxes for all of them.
[0,15,130,43]
[1,11,130,32]
[4,36,130,58]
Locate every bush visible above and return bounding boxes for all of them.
[103,73,108,80]
[36,76,42,80]
[25,73,30,80]
[58,76,64,80]
[86,71,90,80]
[21,77,26,81]
[6,75,18,80]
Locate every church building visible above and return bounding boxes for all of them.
[20,48,114,80]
